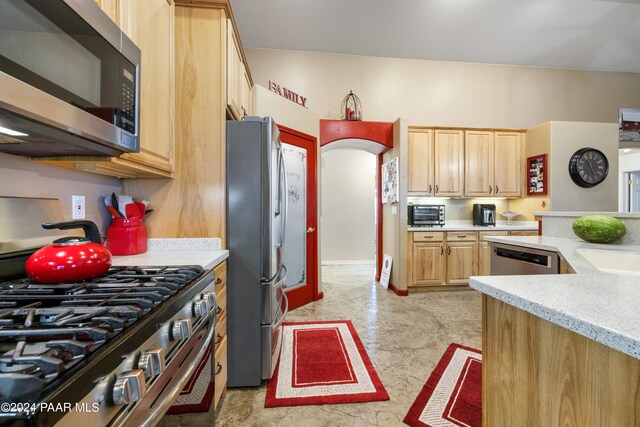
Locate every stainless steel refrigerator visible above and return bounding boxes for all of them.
[226,116,289,387]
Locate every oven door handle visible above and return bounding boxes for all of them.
[140,309,217,427]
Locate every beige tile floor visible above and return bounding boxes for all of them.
[159,264,482,427]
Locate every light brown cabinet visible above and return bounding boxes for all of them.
[494,132,522,197]
[409,229,539,287]
[40,0,175,178]
[226,19,252,119]
[464,131,494,196]
[411,242,445,285]
[434,130,464,197]
[446,241,478,284]
[407,129,435,194]
[213,261,227,409]
[465,130,522,197]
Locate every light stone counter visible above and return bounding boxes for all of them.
[408,220,538,232]
[112,238,228,270]
[469,235,640,359]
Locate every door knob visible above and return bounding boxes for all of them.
[307,227,315,233]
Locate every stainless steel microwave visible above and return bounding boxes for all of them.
[408,205,445,226]
[0,0,141,157]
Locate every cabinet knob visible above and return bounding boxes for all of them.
[215,362,223,375]
[447,247,451,255]
[428,184,433,194]
[112,370,146,405]
[138,348,166,378]
[435,185,439,194]
[489,186,492,194]
[495,186,499,194]
[215,277,222,285]
[440,246,443,255]
[215,333,223,345]
[170,318,192,341]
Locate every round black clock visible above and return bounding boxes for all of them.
[568,147,609,188]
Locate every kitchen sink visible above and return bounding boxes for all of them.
[576,248,640,276]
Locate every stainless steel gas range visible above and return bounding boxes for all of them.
[0,197,217,426]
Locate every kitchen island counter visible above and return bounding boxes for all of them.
[470,235,640,359]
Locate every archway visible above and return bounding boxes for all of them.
[319,119,393,282]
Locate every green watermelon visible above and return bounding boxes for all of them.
[572,215,626,243]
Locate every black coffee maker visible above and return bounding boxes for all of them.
[473,204,496,226]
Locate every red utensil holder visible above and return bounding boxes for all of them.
[107,218,148,255]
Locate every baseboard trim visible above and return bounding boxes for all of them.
[389,283,408,296]
[321,260,376,265]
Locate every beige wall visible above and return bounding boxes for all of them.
[510,122,551,220]
[246,49,640,128]
[320,149,376,263]
[0,152,121,231]
[550,122,618,212]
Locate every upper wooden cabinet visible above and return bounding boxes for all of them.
[464,131,494,197]
[465,130,522,197]
[226,19,252,119]
[434,130,464,197]
[493,132,522,197]
[38,0,175,178]
[407,129,434,194]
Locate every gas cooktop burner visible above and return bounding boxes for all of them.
[0,265,204,404]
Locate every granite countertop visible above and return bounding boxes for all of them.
[469,235,640,359]
[111,238,228,270]
[408,220,538,232]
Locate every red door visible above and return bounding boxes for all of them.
[278,125,318,310]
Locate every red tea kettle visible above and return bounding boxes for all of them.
[25,220,112,284]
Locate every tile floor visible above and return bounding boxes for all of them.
[159,264,482,426]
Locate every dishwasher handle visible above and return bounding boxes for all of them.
[495,247,550,267]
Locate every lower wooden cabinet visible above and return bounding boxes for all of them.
[445,242,478,284]
[409,229,539,287]
[213,261,227,409]
[411,243,445,285]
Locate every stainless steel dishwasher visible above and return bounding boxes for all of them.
[490,242,560,275]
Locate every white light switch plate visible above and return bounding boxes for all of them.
[391,206,398,215]
[72,195,86,219]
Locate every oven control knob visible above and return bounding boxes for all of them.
[112,369,147,405]
[192,299,210,318]
[202,292,216,308]
[138,348,166,378]
[171,318,192,341]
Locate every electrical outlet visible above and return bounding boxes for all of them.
[72,195,86,220]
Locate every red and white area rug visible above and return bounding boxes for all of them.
[166,344,215,414]
[265,320,389,407]
[404,343,482,427]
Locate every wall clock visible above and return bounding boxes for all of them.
[568,147,609,188]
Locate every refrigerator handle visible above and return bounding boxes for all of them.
[275,146,282,216]
[281,149,289,248]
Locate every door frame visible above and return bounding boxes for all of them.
[278,124,320,307]
[319,120,394,282]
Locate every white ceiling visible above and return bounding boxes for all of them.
[230,0,640,73]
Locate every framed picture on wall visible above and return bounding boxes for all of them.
[527,154,547,196]
[382,157,399,204]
